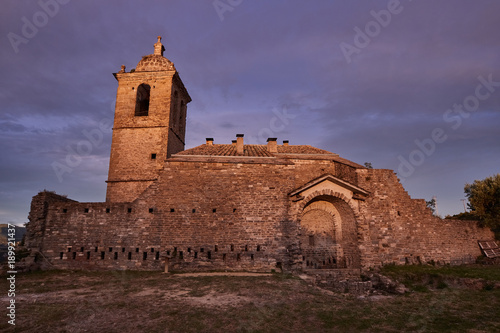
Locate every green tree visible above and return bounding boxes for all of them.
[364,162,373,169]
[464,174,500,236]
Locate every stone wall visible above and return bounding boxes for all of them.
[26,191,76,250]
[26,159,494,273]
[106,180,156,204]
[27,158,350,272]
[356,169,493,268]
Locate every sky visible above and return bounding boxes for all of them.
[1,0,499,225]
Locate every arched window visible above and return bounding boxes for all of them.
[135,84,151,116]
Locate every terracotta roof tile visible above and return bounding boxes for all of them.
[276,145,334,154]
[175,144,364,168]
[176,144,274,157]
[176,144,335,157]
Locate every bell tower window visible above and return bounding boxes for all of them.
[135,84,151,116]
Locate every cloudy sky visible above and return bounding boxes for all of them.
[1,0,499,225]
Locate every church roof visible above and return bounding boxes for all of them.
[277,145,335,154]
[176,144,335,157]
[175,143,364,168]
[176,144,275,157]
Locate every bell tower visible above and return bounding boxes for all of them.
[106,36,191,202]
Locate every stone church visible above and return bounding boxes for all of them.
[26,37,492,275]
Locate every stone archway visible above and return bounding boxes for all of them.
[300,195,360,269]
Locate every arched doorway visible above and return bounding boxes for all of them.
[300,195,360,269]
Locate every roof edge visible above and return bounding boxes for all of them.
[289,173,370,198]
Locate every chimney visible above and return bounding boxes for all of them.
[267,138,278,153]
[283,140,289,146]
[206,138,214,146]
[154,36,165,56]
[231,140,237,146]
[236,134,244,155]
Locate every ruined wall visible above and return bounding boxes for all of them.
[356,169,493,268]
[26,192,76,250]
[27,199,164,271]
[26,159,493,273]
[27,158,355,272]
[28,161,295,272]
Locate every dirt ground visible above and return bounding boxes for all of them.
[1,269,499,332]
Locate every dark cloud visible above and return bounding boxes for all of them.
[1,0,499,224]
[0,121,27,133]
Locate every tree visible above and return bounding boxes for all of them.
[464,174,500,235]
[426,198,436,215]
[364,162,373,169]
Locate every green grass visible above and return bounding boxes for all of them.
[381,263,500,281]
[0,266,499,332]
[380,263,500,293]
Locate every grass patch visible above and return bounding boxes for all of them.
[381,264,500,281]
[380,263,500,293]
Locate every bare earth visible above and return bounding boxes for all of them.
[1,269,499,332]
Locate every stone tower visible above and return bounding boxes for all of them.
[106,36,191,202]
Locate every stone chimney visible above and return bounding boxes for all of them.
[267,138,278,153]
[231,140,236,146]
[206,138,214,146]
[154,36,165,56]
[236,134,244,155]
[283,140,289,146]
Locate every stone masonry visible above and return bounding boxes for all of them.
[25,37,494,274]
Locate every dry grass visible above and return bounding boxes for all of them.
[0,267,499,332]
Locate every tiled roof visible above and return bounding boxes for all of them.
[174,144,364,168]
[332,156,364,168]
[176,144,335,157]
[276,145,334,155]
[176,144,274,157]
